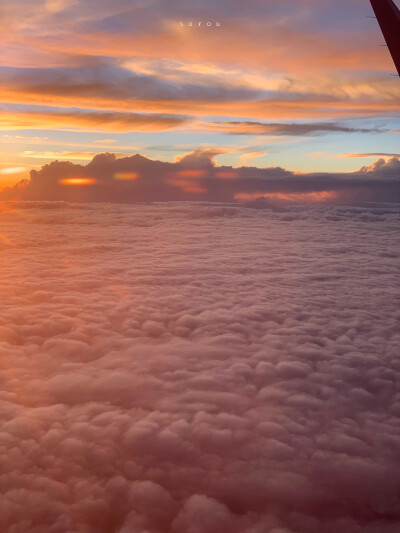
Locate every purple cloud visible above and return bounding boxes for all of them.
[1,152,399,205]
[0,201,399,531]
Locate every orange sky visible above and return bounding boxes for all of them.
[0,0,399,187]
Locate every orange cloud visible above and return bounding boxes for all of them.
[22,151,100,161]
[238,152,268,166]
[1,91,397,126]
[339,152,400,158]
[21,19,393,75]
[0,108,190,132]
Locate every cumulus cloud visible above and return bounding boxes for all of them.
[0,201,399,532]
[359,156,400,176]
[175,148,226,166]
[1,152,399,205]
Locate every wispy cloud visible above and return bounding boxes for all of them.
[340,152,400,158]
[205,121,383,136]
[21,151,109,161]
[0,107,191,132]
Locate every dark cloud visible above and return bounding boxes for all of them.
[1,152,399,205]
[0,201,399,532]
[0,106,191,132]
[0,64,261,103]
[207,120,383,136]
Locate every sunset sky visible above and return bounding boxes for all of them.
[1,3,400,530]
[0,0,399,188]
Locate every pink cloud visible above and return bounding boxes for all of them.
[1,152,399,205]
[0,200,399,531]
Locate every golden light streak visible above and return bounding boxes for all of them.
[113,172,139,180]
[173,169,208,178]
[339,153,400,159]
[59,178,97,186]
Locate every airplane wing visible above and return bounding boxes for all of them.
[369,0,400,76]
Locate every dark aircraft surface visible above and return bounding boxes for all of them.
[370,0,400,76]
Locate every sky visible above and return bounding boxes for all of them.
[0,0,400,190]
[1,2,400,528]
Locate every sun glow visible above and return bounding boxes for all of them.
[59,178,97,186]
[0,167,26,175]
[113,172,139,181]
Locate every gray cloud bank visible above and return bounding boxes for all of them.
[0,202,399,532]
[0,64,262,104]
[1,151,400,205]
[207,121,383,135]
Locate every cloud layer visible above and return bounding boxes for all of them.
[0,201,399,532]
[1,152,399,205]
